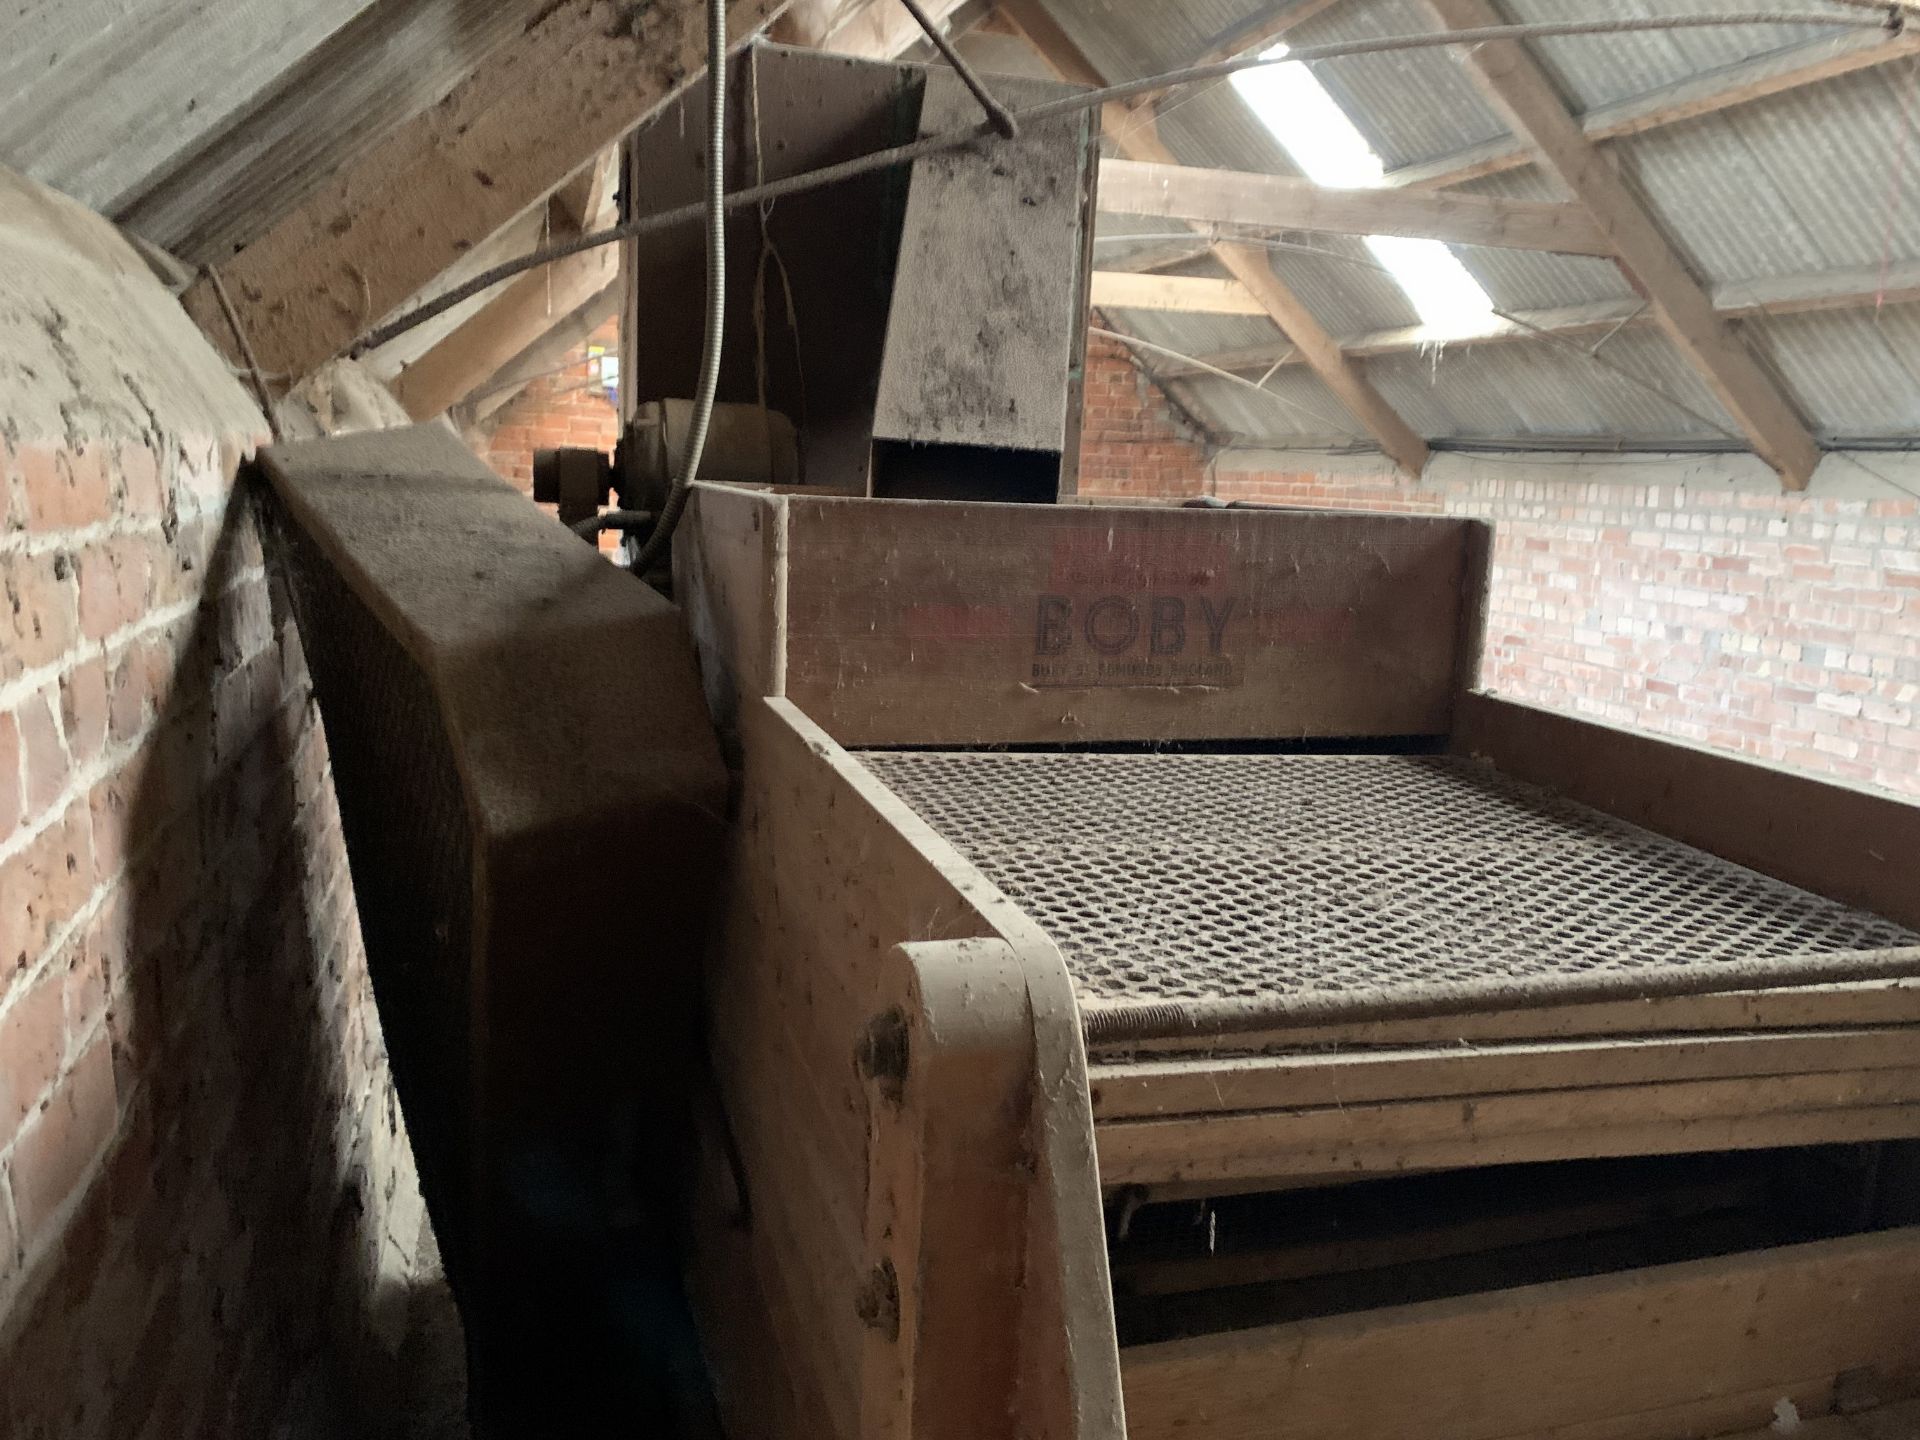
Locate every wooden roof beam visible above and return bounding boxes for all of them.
[181,0,785,385]
[1185,0,1349,68]
[1386,28,1920,191]
[1133,256,1920,375]
[1099,156,1614,254]
[1421,0,1819,489]
[997,0,1427,476]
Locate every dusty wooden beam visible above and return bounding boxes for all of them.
[807,0,968,57]
[391,241,618,420]
[1214,241,1429,474]
[1092,271,1268,315]
[1141,258,1920,375]
[1100,157,1614,254]
[550,150,619,234]
[181,0,785,384]
[1000,0,1427,475]
[1185,0,1347,68]
[1421,0,1819,489]
[1386,29,1920,191]
[1098,237,1218,273]
[468,282,624,425]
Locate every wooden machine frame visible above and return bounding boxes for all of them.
[674,484,1920,1440]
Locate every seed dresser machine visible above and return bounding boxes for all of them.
[256,44,1920,1440]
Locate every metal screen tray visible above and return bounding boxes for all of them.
[859,751,1920,1038]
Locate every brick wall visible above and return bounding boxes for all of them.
[1078,339,1918,799]
[1076,328,1212,500]
[472,318,622,495]
[1,170,427,1434]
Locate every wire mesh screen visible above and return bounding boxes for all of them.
[858,751,1920,1029]
[265,498,478,1288]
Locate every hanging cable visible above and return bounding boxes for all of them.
[350,10,1890,357]
[628,0,729,577]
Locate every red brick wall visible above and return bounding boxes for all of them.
[474,318,622,495]
[1076,329,1211,500]
[1207,462,1920,798]
[1,176,424,1433]
[1077,335,1920,799]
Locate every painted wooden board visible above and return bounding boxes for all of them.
[1119,1229,1920,1440]
[779,496,1487,745]
[1454,694,1920,930]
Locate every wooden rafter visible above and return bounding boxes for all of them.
[1091,272,1270,315]
[1387,29,1920,191]
[391,239,618,420]
[181,0,785,385]
[467,283,624,425]
[386,155,622,420]
[1131,258,1920,376]
[1185,0,1347,68]
[1099,157,1613,255]
[1420,0,1819,489]
[997,0,1428,475]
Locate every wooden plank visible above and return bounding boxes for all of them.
[1096,1069,1920,1189]
[860,937,1037,1440]
[1139,1107,1920,1201]
[700,698,1124,1439]
[1213,239,1431,474]
[873,69,1096,456]
[1421,0,1820,489]
[466,278,622,423]
[675,485,788,737]
[1000,0,1429,476]
[1093,981,1920,1057]
[1092,271,1269,315]
[181,0,784,383]
[1099,158,1614,255]
[701,698,1000,1440]
[1090,1028,1920,1121]
[1453,694,1920,933]
[1119,1229,1920,1440]
[390,240,616,419]
[860,934,1124,1440]
[550,149,617,233]
[1854,1399,1920,1440]
[777,497,1481,746]
[1386,30,1920,191]
[1112,1177,1752,1297]
[1184,0,1347,68]
[1147,258,1920,375]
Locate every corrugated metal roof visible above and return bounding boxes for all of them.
[7,0,1920,455]
[1058,0,1920,453]
[1,0,545,263]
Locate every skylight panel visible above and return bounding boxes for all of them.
[1232,45,1496,337]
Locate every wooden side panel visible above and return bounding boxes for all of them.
[702,700,996,1439]
[782,498,1481,745]
[1453,694,1920,930]
[1120,1229,1920,1440]
[675,484,787,736]
[701,700,1123,1440]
